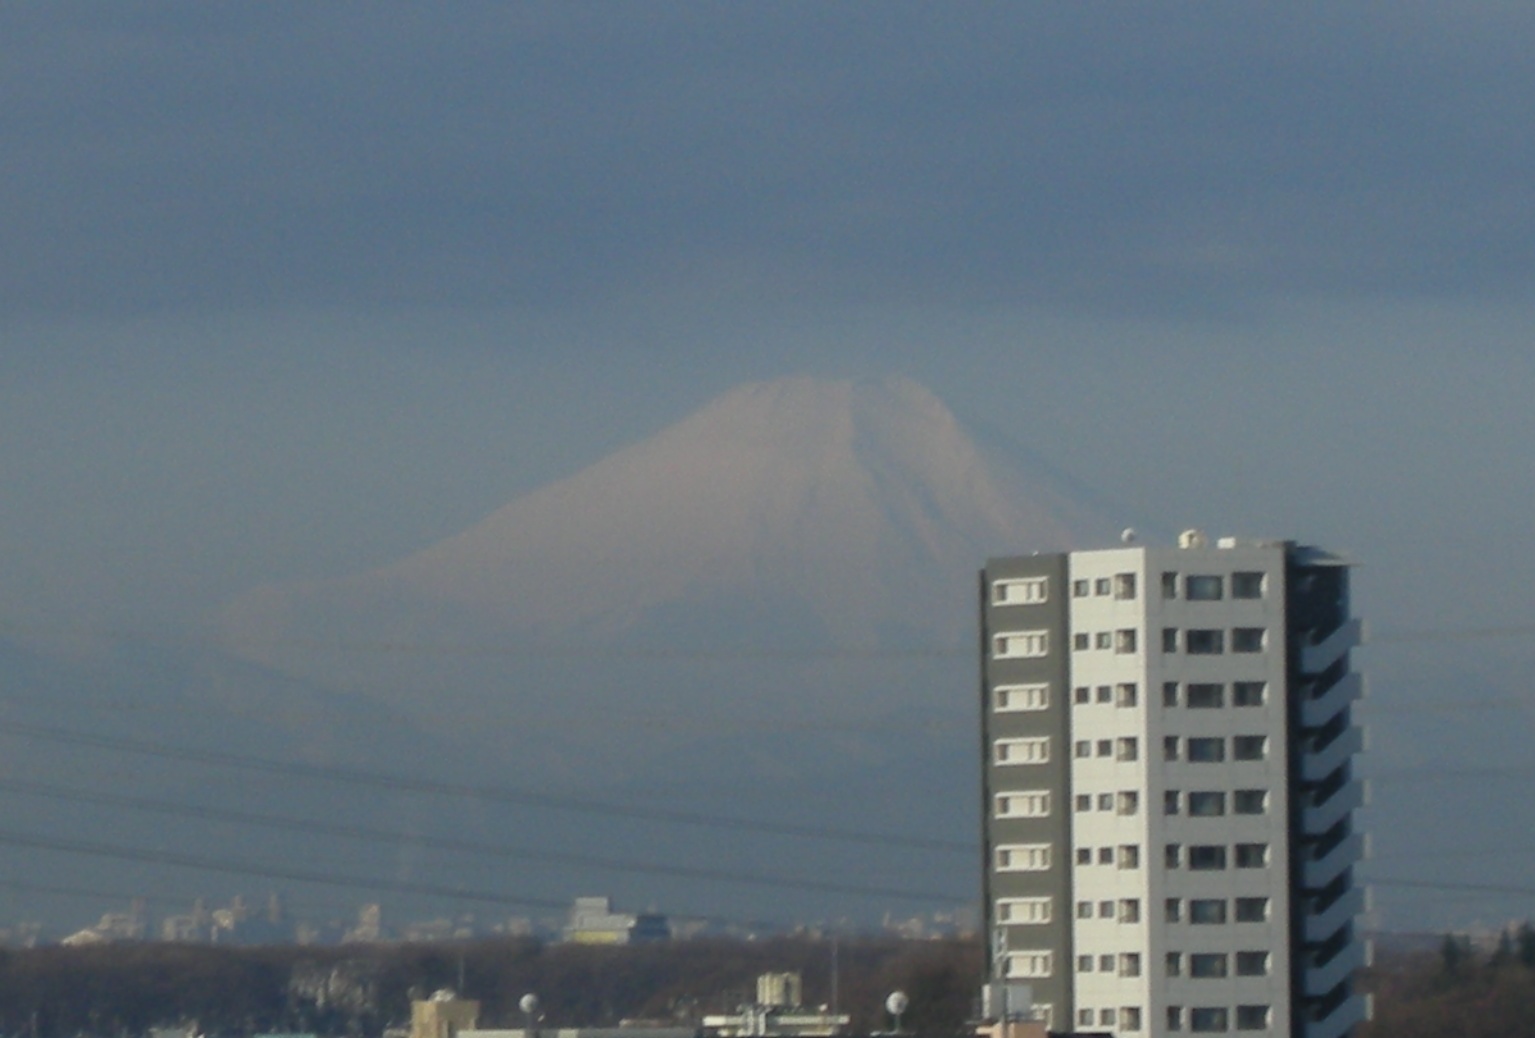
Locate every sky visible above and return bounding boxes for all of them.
[2,2,1535,935]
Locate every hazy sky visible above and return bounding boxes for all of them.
[3,3,1535,932]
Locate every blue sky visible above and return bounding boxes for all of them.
[2,2,1535,932]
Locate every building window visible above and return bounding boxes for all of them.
[1231,627,1266,653]
[1115,628,1138,654]
[1189,953,1228,978]
[1162,571,1178,598]
[1231,572,1265,599]
[1073,632,1089,650]
[1078,1009,1093,1027]
[1095,631,1112,649]
[1032,1005,1053,1030]
[1117,737,1139,761]
[1073,579,1090,597]
[1162,627,1180,652]
[1115,572,1137,600]
[1077,953,1093,971]
[1186,628,1224,654]
[1186,575,1223,600]
[1235,843,1269,868]
[1189,899,1227,924]
[1189,845,1227,870]
[1190,1007,1230,1033]
[993,630,1049,658]
[993,577,1049,605]
[1163,681,1179,706]
[1099,954,1116,973]
[1097,739,1113,757]
[997,897,1052,924]
[1120,953,1142,977]
[1075,793,1092,812]
[1099,900,1115,919]
[1119,845,1141,870]
[1076,847,1092,865]
[995,737,1050,765]
[1096,684,1113,703]
[1187,737,1225,762]
[1006,951,1052,979]
[1233,735,1268,761]
[1117,791,1140,816]
[1232,681,1266,707]
[1122,1006,1143,1032]
[1099,1008,1116,1028]
[1168,1006,1184,1032]
[995,791,1051,818]
[1119,898,1141,922]
[1236,951,1270,976]
[1076,901,1092,920]
[1235,1005,1270,1031]
[1095,577,1111,596]
[1165,790,1181,815]
[1166,952,1182,976]
[1164,736,1181,760]
[1233,790,1268,815]
[1074,685,1090,704]
[1234,898,1269,923]
[995,844,1051,872]
[1165,843,1181,868]
[1075,740,1091,758]
[1165,899,1183,923]
[1116,682,1139,707]
[1188,791,1226,817]
[1097,792,1114,811]
[1186,682,1224,708]
[1098,847,1114,864]
[995,683,1050,712]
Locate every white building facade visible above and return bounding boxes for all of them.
[981,534,1365,1038]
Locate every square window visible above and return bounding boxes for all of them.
[1098,847,1114,865]
[1077,953,1093,971]
[1122,1006,1143,1031]
[1098,793,1114,811]
[1076,847,1092,865]
[1164,736,1181,761]
[1120,953,1142,977]
[1190,953,1227,978]
[1190,1006,1228,1033]
[1117,791,1139,815]
[1162,627,1180,652]
[1099,955,1116,974]
[1233,681,1266,706]
[1116,682,1139,707]
[1186,682,1224,708]
[1163,681,1179,707]
[1235,843,1269,868]
[1188,791,1226,817]
[1114,573,1137,600]
[1189,845,1227,870]
[1236,951,1269,976]
[1073,632,1090,650]
[1164,790,1181,815]
[1118,845,1140,869]
[1167,1006,1184,1032]
[1161,571,1178,599]
[1187,737,1225,762]
[1095,631,1112,649]
[1095,577,1111,596]
[1186,575,1223,600]
[1189,899,1227,924]
[1075,794,1092,812]
[1097,739,1113,757]
[1118,898,1141,923]
[1096,684,1113,703]
[1078,1009,1093,1027]
[1075,740,1091,758]
[1166,952,1182,976]
[1076,901,1092,919]
[1074,685,1091,704]
[1233,736,1267,761]
[1073,579,1089,597]
[1232,627,1266,653]
[1099,1008,1116,1027]
[1235,1005,1270,1030]
[1099,900,1115,919]
[1165,843,1181,868]
[1231,572,1265,599]
[1115,628,1138,654]
[1233,790,1268,815]
[1117,737,1139,761]
[1165,898,1182,922]
[1234,897,1269,923]
[1186,628,1224,654]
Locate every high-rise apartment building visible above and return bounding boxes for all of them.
[980,533,1365,1037]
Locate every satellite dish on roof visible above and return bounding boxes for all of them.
[1121,528,1137,544]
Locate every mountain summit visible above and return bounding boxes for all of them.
[222,376,1119,769]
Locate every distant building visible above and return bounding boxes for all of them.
[980,534,1367,1036]
[563,897,669,945]
[701,972,848,1038]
